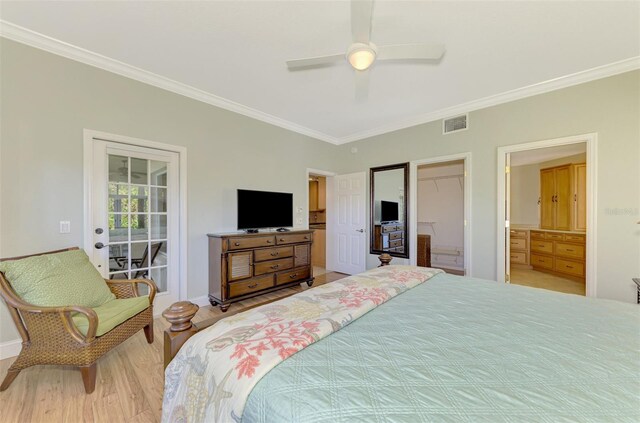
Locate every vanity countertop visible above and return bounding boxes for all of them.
[510,224,585,234]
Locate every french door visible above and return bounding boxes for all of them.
[90,140,180,311]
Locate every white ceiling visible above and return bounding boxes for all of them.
[1,1,639,144]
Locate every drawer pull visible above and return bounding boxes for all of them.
[267,240,272,244]
[234,242,241,246]
[538,244,545,247]
[270,252,279,256]
[289,273,298,279]
[279,238,285,242]
[565,265,574,269]
[565,248,574,252]
[304,236,309,240]
[271,264,280,269]
[247,283,258,289]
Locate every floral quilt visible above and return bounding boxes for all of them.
[162,265,443,423]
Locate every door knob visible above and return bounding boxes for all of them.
[356,229,364,233]
[95,228,104,234]
[94,242,107,249]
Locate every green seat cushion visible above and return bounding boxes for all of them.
[72,296,150,336]
[0,249,115,308]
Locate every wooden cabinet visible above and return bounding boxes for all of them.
[374,223,405,253]
[530,230,585,281]
[540,163,586,231]
[509,229,529,266]
[208,230,314,311]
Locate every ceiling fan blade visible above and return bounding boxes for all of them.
[351,0,374,44]
[286,54,344,70]
[354,69,370,101]
[377,43,445,61]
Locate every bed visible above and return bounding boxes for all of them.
[161,265,640,422]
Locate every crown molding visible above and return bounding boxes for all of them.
[336,56,640,144]
[0,20,341,145]
[1,20,638,146]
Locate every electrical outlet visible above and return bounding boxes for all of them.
[59,221,71,234]
[296,217,303,225]
[296,206,303,213]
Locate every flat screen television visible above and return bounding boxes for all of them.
[380,200,399,222]
[237,189,293,230]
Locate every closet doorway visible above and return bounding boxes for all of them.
[409,153,471,275]
[307,169,332,276]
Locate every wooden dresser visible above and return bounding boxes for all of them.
[530,230,585,281]
[509,229,530,267]
[207,230,314,311]
[374,222,405,253]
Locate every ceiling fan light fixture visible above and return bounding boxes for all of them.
[347,43,377,71]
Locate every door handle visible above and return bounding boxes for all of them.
[356,229,364,233]
[94,242,107,249]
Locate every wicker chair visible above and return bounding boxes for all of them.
[0,247,157,393]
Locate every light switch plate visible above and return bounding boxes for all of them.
[59,221,71,234]
[296,207,303,213]
[296,217,303,225]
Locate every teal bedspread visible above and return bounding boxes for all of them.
[243,273,640,422]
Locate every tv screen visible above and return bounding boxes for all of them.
[380,200,399,222]
[237,189,293,230]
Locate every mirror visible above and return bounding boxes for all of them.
[370,163,409,259]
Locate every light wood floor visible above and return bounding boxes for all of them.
[510,267,585,295]
[0,272,347,423]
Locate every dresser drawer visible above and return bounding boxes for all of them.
[389,232,403,240]
[228,274,274,298]
[531,253,553,270]
[254,257,293,275]
[531,240,553,254]
[510,252,527,264]
[530,231,545,240]
[228,236,275,250]
[564,234,585,243]
[381,225,397,233]
[546,233,564,240]
[275,267,311,286]
[276,233,312,245]
[389,239,403,248]
[509,229,527,238]
[555,243,585,259]
[555,258,585,277]
[510,238,527,250]
[254,246,293,262]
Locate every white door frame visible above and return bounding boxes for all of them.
[306,168,336,271]
[496,133,597,297]
[409,153,472,275]
[83,129,188,309]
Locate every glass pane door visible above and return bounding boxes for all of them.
[107,154,169,293]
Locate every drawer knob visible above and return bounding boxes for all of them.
[304,236,309,240]
[234,242,241,246]
[267,240,272,244]
[271,264,279,269]
[289,274,298,279]
[248,283,258,289]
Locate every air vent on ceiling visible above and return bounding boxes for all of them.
[443,114,468,134]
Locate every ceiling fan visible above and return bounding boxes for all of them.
[285,0,445,99]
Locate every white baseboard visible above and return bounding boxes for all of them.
[0,339,22,360]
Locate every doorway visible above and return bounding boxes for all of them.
[84,131,187,312]
[409,153,471,275]
[506,143,588,295]
[308,173,328,276]
[497,133,597,297]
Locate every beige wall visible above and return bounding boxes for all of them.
[334,71,640,303]
[0,39,338,343]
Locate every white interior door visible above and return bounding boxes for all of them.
[90,140,180,311]
[333,172,367,275]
